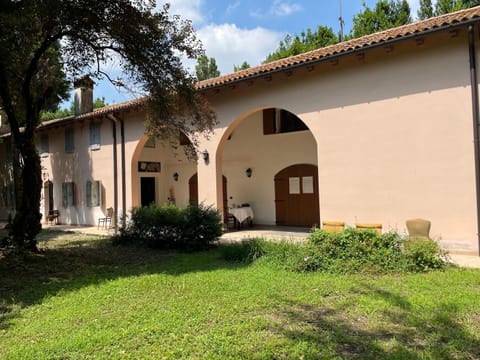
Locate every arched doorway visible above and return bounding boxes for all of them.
[189,173,228,220]
[274,164,319,227]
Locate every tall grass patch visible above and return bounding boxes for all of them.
[219,228,447,274]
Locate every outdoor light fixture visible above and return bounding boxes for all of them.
[202,149,209,163]
[173,172,179,182]
[246,168,252,178]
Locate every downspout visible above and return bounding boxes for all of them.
[108,113,126,230]
[108,117,118,233]
[468,24,480,255]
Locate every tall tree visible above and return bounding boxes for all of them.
[0,1,215,253]
[418,0,434,19]
[265,26,338,62]
[351,0,412,38]
[434,0,463,14]
[461,0,480,7]
[195,55,220,80]
[233,61,250,72]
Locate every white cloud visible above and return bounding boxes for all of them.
[226,1,241,16]
[190,23,283,75]
[270,0,302,17]
[251,0,302,19]
[164,0,206,25]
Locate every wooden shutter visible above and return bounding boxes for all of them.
[263,108,275,135]
[86,181,92,207]
[62,183,68,208]
[92,181,100,207]
[65,128,74,153]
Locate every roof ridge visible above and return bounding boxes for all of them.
[196,5,480,89]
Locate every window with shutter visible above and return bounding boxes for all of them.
[263,108,308,135]
[86,180,101,207]
[89,122,101,150]
[40,133,49,157]
[62,182,75,207]
[65,127,74,153]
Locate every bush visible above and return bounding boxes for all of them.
[112,204,223,251]
[403,236,447,272]
[294,228,445,274]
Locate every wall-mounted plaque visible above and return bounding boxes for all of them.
[138,161,161,172]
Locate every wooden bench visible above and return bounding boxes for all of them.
[47,210,60,225]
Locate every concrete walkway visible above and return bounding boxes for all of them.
[6,223,480,269]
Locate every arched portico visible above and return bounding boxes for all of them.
[215,106,319,226]
[130,134,197,209]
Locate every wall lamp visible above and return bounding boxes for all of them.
[202,149,209,163]
[246,168,252,178]
[173,172,179,182]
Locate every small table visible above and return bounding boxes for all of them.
[229,206,254,228]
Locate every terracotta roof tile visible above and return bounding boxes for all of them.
[38,97,147,129]
[196,6,480,90]
[37,6,480,127]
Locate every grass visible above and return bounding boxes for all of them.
[0,230,479,359]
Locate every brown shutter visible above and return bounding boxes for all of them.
[263,108,275,135]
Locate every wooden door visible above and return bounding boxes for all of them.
[189,174,198,205]
[274,164,319,227]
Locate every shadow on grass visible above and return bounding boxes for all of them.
[0,233,246,331]
[270,284,480,359]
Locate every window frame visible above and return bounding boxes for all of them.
[89,122,101,150]
[65,127,75,153]
[62,182,75,208]
[86,180,101,207]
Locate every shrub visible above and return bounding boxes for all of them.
[293,228,446,274]
[218,229,447,274]
[403,236,447,272]
[112,204,223,251]
[296,228,406,274]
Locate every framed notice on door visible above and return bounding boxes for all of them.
[302,176,314,194]
[289,177,300,194]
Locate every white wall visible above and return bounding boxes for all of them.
[222,111,317,225]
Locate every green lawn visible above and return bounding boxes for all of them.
[1,231,479,359]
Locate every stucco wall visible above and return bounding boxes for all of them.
[197,31,478,254]
[40,118,117,225]
[6,28,476,254]
[222,111,317,225]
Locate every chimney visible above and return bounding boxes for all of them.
[73,76,94,115]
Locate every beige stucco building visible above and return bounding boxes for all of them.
[2,7,480,255]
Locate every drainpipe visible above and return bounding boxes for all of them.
[468,24,480,255]
[108,117,118,233]
[108,114,126,230]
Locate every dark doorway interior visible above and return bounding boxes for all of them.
[141,177,156,207]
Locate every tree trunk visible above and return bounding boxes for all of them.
[9,138,42,252]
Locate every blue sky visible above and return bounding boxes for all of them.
[84,0,420,106]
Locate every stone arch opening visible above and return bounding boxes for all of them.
[215,106,318,226]
[131,133,198,209]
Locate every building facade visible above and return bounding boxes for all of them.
[2,8,480,255]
